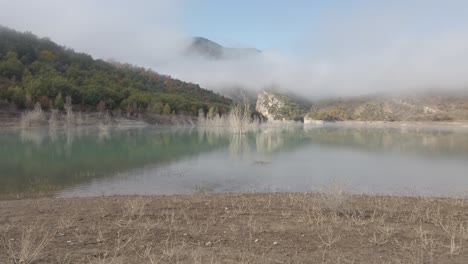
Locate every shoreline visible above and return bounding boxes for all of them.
[2,192,468,263]
[2,109,468,130]
[0,110,198,130]
[3,117,468,131]
[305,119,468,129]
[342,120,468,127]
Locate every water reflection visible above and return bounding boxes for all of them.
[304,126,468,157]
[256,130,285,154]
[1,125,468,199]
[229,134,250,157]
[0,127,230,198]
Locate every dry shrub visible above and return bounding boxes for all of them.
[319,180,352,214]
[122,197,149,220]
[64,96,75,127]
[20,102,45,128]
[5,223,55,264]
[48,109,59,129]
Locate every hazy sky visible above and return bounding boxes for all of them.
[1,0,468,98]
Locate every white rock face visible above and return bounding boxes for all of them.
[255,91,285,121]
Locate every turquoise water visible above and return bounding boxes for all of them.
[1,125,468,199]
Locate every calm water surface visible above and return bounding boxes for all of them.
[1,125,468,199]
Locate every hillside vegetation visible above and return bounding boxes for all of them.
[307,93,468,122]
[0,26,231,116]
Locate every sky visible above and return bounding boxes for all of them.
[1,0,468,98]
[183,0,332,53]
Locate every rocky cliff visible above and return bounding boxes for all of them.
[255,91,305,121]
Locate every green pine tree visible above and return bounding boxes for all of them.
[54,93,64,110]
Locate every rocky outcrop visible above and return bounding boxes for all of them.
[255,91,305,121]
[255,91,285,121]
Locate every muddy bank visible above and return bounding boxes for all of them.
[1,193,468,263]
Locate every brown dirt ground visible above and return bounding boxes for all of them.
[1,193,468,263]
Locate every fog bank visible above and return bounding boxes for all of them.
[1,1,468,99]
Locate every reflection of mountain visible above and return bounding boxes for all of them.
[253,126,468,157]
[303,126,468,157]
[0,128,230,197]
[2,126,468,198]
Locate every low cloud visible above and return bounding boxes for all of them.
[1,1,468,99]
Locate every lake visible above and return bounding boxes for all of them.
[1,125,468,199]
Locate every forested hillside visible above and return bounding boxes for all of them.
[0,26,231,115]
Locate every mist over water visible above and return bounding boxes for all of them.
[1,126,468,199]
[1,1,468,99]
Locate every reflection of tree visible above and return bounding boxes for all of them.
[229,133,250,157]
[48,126,58,143]
[0,128,230,198]
[97,127,110,142]
[65,128,76,156]
[198,127,227,146]
[20,128,46,146]
[255,130,285,154]
[254,128,309,155]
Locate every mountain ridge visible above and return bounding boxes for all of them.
[187,37,261,60]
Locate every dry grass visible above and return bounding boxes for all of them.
[318,179,352,214]
[1,193,468,263]
[3,223,55,264]
[121,197,148,220]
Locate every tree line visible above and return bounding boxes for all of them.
[0,25,231,116]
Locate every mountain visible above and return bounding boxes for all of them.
[253,89,468,122]
[187,37,261,60]
[306,93,468,122]
[0,26,231,115]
